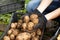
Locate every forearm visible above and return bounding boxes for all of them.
[37,0,53,13]
[45,8,60,20]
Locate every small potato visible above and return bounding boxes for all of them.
[17,22,22,28]
[37,29,42,36]
[31,32,36,37]
[7,29,12,35]
[11,23,17,29]
[57,34,60,40]
[32,18,39,24]
[3,36,10,40]
[32,36,39,40]
[27,22,34,30]
[24,15,30,23]
[10,34,15,40]
[22,23,27,30]
[12,29,19,36]
[18,20,23,23]
[30,14,38,20]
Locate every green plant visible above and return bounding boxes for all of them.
[0,13,12,24]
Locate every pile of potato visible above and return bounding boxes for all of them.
[3,14,42,40]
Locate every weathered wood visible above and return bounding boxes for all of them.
[0,24,7,32]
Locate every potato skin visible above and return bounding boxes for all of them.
[27,22,34,31]
[3,36,10,40]
[24,15,30,23]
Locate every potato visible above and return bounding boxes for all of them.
[3,36,10,40]
[30,14,38,20]
[57,34,60,40]
[27,22,34,30]
[37,29,42,36]
[7,29,12,35]
[32,18,39,24]
[17,20,22,28]
[24,15,30,23]
[22,23,27,30]
[10,34,15,40]
[18,20,23,23]
[32,36,39,40]
[12,29,19,36]
[17,22,22,28]
[31,32,36,37]
[16,32,31,40]
[16,34,23,40]
[11,23,17,29]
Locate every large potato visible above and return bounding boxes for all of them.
[3,36,10,40]
[27,22,34,30]
[16,32,31,40]
[24,15,30,23]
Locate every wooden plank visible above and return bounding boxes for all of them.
[0,24,7,32]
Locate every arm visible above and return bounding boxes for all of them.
[37,0,53,13]
[45,8,60,20]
